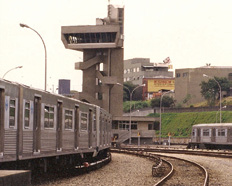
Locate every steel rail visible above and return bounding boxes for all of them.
[153,158,173,186]
[112,148,209,186]
[151,153,209,186]
[111,149,174,186]
[119,146,232,158]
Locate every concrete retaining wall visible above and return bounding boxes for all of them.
[0,170,31,186]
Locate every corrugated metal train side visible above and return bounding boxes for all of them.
[0,79,112,171]
[188,123,232,149]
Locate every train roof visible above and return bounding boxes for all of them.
[0,79,108,113]
[193,123,232,127]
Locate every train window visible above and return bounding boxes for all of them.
[203,129,210,136]
[9,99,16,128]
[192,130,195,137]
[65,109,73,130]
[44,106,54,129]
[93,114,96,131]
[24,102,30,129]
[80,112,88,131]
[218,129,225,136]
[104,118,107,131]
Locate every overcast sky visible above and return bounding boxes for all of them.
[1,0,232,92]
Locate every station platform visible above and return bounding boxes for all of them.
[0,170,31,186]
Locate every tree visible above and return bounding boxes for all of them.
[182,94,192,105]
[122,81,143,101]
[200,77,231,106]
[150,96,175,108]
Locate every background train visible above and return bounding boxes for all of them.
[188,123,232,149]
[0,79,112,171]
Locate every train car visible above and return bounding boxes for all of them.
[188,123,232,149]
[0,79,112,171]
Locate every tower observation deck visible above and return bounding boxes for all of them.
[61,4,124,116]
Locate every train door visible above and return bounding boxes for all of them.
[4,96,18,160]
[228,128,232,142]
[107,117,111,145]
[79,111,89,149]
[103,116,106,146]
[100,112,103,147]
[88,109,93,148]
[96,107,100,149]
[33,96,41,154]
[196,128,201,143]
[57,101,63,151]
[211,128,216,142]
[0,88,4,157]
[74,105,79,150]
[92,113,97,148]
[105,117,108,145]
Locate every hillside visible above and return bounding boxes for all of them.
[148,111,232,137]
[193,96,232,107]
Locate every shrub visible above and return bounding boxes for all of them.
[123,100,149,113]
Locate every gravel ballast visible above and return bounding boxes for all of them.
[38,153,155,186]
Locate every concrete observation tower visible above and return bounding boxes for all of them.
[61,4,124,117]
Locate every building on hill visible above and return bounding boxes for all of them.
[123,58,173,85]
[175,65,232,106]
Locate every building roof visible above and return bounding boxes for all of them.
[143,76,175,79]
[177,66,232,70]
[142,64,169,68]
[198,66,232,69]
[193,123,232,127]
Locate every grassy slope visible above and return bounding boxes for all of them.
[148,111,232,137]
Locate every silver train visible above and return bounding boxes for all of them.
[0,79,112,170]
[188,123,232,149]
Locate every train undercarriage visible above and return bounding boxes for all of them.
[0,148,111,174]
[187,142,232,150]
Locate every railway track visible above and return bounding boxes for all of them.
[120,145,232,158]
[111,148,209,186]
[153,153,208,186]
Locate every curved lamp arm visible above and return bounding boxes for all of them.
[2,66,23,79]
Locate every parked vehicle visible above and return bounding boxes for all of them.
[188,123,232,149]
[0,79,112,171]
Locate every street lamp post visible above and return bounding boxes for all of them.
[203,74,222,123]
[116,83,145,145]
[216,106,226,123]
[2,66,23,79]
[159,90,174,145]
[20,23,47,91]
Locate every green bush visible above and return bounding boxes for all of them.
[150,96,175,108]
[123,100,149,113]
